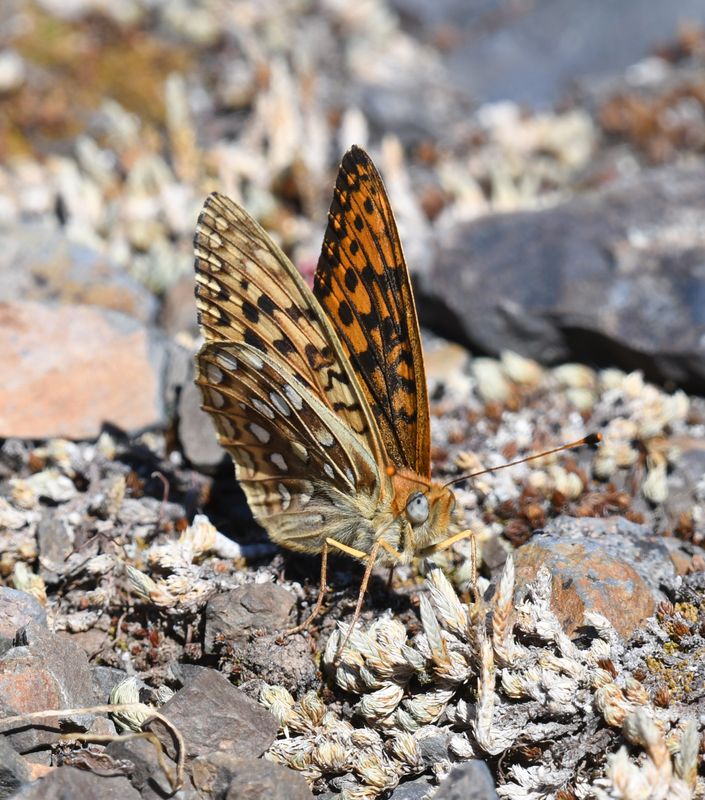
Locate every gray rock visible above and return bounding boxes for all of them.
[0,621,97,751]
[37,513,73,582]
[204,584,296,651]
[0,223,157,324]
[417,728,453,767]
[222,632,319,695]
[148,668,279,761]
[192,754,313,800]
[422,165,705,393]
[178,369,226,471]
[222,758,313,800]
[0,588,46,655]
[91,666,129,703]
[430,761,498,799]
[105,736,175,798]
[392,0,705,106]
[12,766,141,800]
[389,776,436,800]
[0,736,31,799]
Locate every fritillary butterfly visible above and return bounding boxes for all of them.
[194,147,467,647]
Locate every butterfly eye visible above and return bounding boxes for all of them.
[406,492,429,525]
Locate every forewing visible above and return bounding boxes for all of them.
[313,146,430,478]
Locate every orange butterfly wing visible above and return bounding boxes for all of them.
[314,146,431,478]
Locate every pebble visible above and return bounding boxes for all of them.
[0,587,47,655]
[192,754,314,800]
[204,583,296,651]
[147,668,280,761]
[430,761,499,799]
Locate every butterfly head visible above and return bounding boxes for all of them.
[388,468,457,557]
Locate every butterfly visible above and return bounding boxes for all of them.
[194,146,471,653]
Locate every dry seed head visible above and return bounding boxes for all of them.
[673,720,699,789]
[110,676,151,731]
[260,684,295,727]
[471,358,511,403]
[500,350,543,386]
[387,731,422,771]
[622,709,669,770]
[623,676,649,706]
[425,568,468,637]
[356,683,404,723]
[313,739,350,773]
[553,363,596,390]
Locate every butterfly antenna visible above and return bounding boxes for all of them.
[443,432,602,488]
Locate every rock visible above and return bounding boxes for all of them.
[0,588,46,655]
[389,776,436,800]
[392,0,705,106]
[178,370,226,471]
[663,437,705,540]
[91,666,129,703]
[12,766,140,799]
[0,621,97,751]
[512,516,691,637]
[36,513,74,582]
[0,736,32,798]
[105,736,176,798]
[221,632,319,696]
[204,584,296,651]
[0,224,157,323]
[204,584,315,692]
[430,760,498,799]
[148,668,279,762]
[422,165,705,393]
[159,274,199,338]
[223,758,312,800]
[0,301,178,439]
[416,727,453,767]
[192,754,313,800]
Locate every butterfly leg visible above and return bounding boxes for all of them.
[284,540,331,637]
[419,529,478,599]
[284,537,371,638]
[333,539,384,664]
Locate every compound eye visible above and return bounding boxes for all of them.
[406,492,429,525]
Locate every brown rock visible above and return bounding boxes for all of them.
[0,301,170,439]
[512,517,671,638]
[0,622,97,751]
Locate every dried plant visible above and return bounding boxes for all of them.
[260,559,704,798]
